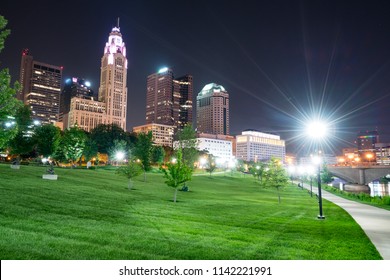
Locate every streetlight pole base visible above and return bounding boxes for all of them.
[317,215,326,220]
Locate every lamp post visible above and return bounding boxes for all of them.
[306,120,328,220]
[312,154,325,219]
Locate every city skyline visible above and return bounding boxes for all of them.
[2,0,390,155]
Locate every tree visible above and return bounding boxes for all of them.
[89,123,128,154]
[160,149,192,203]
[134,131,153,181]
[249,162,267,183]
[0,15,22,149]
[33,124,61,158]
[108,139,128,164]
[8,105,35,157]
[116,150,143,190]
[205,154,217,177]
[83,137,98,163]
[60,126,87,165]
[263,158,289,203]
[175,124,198,169]
[151,145,165,165]
[321,164,333,184]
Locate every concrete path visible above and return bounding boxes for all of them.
[302,182,390,260]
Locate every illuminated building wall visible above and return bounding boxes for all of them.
[146,68,175,126]
[174,75,193,129]
[236,130,285,162]
[146,68,193,129]
[60,77,94,123]
[67,97,106,132]
[356,130,379,155]
[98,24,128,131]
[196,83,229,135]
[18,49,62,124]
[133,123,175,147]
[196,137,233,160]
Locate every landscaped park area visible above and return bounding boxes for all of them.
[0,164,382,260]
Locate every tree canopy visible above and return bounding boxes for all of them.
[60,126,87,164]
[175,124,198,169]
[161,149,192,202]
[0,15,22,149]
[263,158,289,203]
[134,131,153,174]
[33,124,61,158]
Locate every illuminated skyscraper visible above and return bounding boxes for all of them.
[174,75,193,129]
[98,21,128,131]
[146,67,174,126]
[196,83,229,135]
[18,49,62,124]
[146,68,193,129]
[60,77,94,122]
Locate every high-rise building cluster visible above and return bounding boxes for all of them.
[16,20,286,163]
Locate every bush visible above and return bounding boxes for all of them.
[381,196,390,205]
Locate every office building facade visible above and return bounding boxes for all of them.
[174,75,193,129]
[60,77,94,123]
[357,130,379,154]
[133,123,175,147]
[236,130,285,162]
[18,49,62,124]
[196,83,229,135]
[146,68,193,129]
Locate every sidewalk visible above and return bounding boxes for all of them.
[301,182,390,260]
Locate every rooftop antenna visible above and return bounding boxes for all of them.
[117,17,120,28]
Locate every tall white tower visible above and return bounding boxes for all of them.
[98,20,128,131]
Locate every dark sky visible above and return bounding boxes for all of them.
[2,0,390,155]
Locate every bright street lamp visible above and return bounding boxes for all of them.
[306,119,328,220]
[115,151,125,166]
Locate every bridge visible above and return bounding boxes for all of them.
[328,165,390,185]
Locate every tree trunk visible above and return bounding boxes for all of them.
[143,170,146,182]
[173,188,178,203]
[277,187,281,204]
[128,179,133,190]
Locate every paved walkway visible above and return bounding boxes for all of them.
[301,182,390,260]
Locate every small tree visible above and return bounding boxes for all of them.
[161,149,192,203]
[151,145,165,165]
[60,126,87,166]
[205,154,217,177]
[175,124,198,169]
[134,131,153,181]
[263,158,289,203]
[116,150,143,190]
[321,164,333,184]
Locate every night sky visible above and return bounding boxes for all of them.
[2,0,390,155]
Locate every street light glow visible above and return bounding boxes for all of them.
[306,120,328,139]
[115,151,125,161]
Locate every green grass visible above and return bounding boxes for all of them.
[0,164,382,260]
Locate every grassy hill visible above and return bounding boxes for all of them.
[0,164,381,259]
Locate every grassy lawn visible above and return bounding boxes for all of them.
[0,164,381,260]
